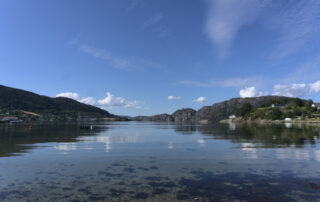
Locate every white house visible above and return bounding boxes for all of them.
[229,115,236,119]
[284,118,292,122]
[272,104,286,108]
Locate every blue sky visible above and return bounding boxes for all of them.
[1,0,320,116]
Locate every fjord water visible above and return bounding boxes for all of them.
[1,122,320,201]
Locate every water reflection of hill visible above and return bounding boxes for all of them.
[0,124,109,157]
[175,123,320,148]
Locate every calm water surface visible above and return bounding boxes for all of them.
[1,122,320,201]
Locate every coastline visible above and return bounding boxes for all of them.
[220,118,320,125]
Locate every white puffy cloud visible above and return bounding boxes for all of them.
[238,81,320,99]
[239,87,259,98]
[193,97,206,104]
[56,92,96,105]
[78,97,96,105]
[273,83,310,97]
[56,92,80,100]
[57,91,141,109]
[97,92,139,108]
[310,80,320,92]
[168,96,181,100]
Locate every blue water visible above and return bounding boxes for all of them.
[1,122,320,201]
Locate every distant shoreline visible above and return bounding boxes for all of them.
[220,118,320,125]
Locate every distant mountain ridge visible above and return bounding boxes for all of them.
[133,96,311,123]
[0,85,121,121]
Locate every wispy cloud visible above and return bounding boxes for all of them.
[126,0,145,11]
[205,0,320,59]
[177,80,211,87]
[69,39,165,71]
[285,55,320,84]
[78,44,131,70]
[168,96,182,100]
[142,13,168,38]
[143,13,163,28]
[206,0,264,57]
[177,76,271,89]
[267,1,320,59]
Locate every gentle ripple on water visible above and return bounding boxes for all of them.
[1,122,320,201]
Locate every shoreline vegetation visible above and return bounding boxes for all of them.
[0,85,127,123]
[133,96,320,125]
[1,84,320,125]
[220,98,320,125]
[220,118,320,125]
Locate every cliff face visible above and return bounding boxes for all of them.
[172,108,196,123]
[134,96,303,123]
[197,96,290,122]
[133,114,173,122]
[133,108,196,123]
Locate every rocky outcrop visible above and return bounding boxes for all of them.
[134,96,303,123]
[196,96,300,123]
[172,108,196,123]
[133,108,196,123]
[133,114,173,122]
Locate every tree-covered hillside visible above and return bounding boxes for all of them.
[235,98,320,121]
[0,85,120,121]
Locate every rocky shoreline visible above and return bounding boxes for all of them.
[134,96,315,124]
[220,118,320,125]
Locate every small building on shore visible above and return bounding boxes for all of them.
[0,116,20,123]
[284,118,292,122]
[272,104,286,108]
[313,103,320,110]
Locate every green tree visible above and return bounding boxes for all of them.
[268,108,282,120]
[286,111,294,118]
[236,103,253,117]
[305,99,314,112]
[292,98,303,107]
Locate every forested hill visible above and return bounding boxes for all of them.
[0,85,120,121]
[134,96,312,123]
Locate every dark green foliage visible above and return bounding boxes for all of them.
[0,85,117,120]
[267,108,282,120]
[236,103,253,117]
[305,99,314,111]
[291,98,304,107]
[261,97,307,108]
[251,109,265,119]
[238,96,320,121]
[286,111,294,118]
[293,108,302,116]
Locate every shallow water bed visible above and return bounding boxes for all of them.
[1,122,320,201]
